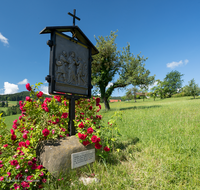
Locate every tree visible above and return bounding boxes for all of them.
[183,79,200,99]
[125,87,138,101]
[150,80,166,99]
[138,88,148,101]
[92,31,155,110]
[1,101,5,107]
[121,45,155,91]
[162,70,183,97]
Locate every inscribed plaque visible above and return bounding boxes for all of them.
[71,149,95,169]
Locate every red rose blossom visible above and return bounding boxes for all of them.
[31,163,37,170]
[27,175,33,182]
[42,128,50,137]
[89,106,93,110]
[44,107,49,112]
[37,91,43,98]
[87,127,94,134]
[32,157,37,162]
[78,133,87,140]
[26,96,32,102]
[19,101,23,106]
[95,143,102,149]
[10,160,19,166]
[21,181,30,188]
[82,140,90,146]
[78,122,84,128]
[22,133,28,139]
[91,135,98,143]
[61,112,68,118]
[3,144,8,148]
[11,128,15,135]
[26,83,32,91]
[104,146,110,152]
[28,161,33,166]
[26,140,30,146]
[7,172,11,177]
[12,124,17,130]
[37,165,43,170]
[96,97,100,106]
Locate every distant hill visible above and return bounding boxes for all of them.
[0,91,50,101]
[110,96,122,100]
[0,91,30,101]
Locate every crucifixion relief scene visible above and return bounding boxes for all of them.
[55,50,88,87]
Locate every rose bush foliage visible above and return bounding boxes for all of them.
[0,83,112,190]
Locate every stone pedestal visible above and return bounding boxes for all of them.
[36,136,94,177]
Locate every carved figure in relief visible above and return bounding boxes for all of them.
[67,51,78,85]
[82,61,88,86]
[76,57,84,86]
[55,51,68,82]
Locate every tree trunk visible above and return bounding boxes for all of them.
[103,97,110,110]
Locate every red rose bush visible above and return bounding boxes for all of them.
[0,82,112,189]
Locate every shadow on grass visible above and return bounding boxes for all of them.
[189,97,200,100]
[119,105,161,111]
[100,137,140,165]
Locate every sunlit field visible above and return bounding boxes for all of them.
[2,97,200,189]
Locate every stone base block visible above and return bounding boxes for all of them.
[36,136,94,177]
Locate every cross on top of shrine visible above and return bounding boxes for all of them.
[68,9,81,26]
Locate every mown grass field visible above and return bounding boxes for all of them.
[2,97,200,189]
[42,96,200,189]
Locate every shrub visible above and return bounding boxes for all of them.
[0,83,114,190]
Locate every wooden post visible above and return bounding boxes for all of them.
[68,97,76,136]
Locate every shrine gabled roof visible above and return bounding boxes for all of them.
[40,25,99,55]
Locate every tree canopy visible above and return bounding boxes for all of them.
[183,79,200,99]
[162,70,184,97]
[92,31,155,110]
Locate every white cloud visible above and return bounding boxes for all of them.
[4,82,19,94]
[184,59,189,65]
[18,79,28,85]
[106,82,113,88]
[0,33,9,46]
[166,59,189,69]
[40,85,49,95]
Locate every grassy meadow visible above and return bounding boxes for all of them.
[2,97,200,189]
[42,96,200,189]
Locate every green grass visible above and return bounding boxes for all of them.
[3,114,21,129]
[8,101,18,107]
[40,96,200,189]
[2,97,200,189]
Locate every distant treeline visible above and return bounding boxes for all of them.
[0,91,51,117]
[0,91,50,101]
[0,105,21,117]
[110,96,122,100]
[0,91,31,101]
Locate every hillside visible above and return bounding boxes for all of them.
[0,91,50,101]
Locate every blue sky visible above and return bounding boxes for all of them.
[0,0,200,97]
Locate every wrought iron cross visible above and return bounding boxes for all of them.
[68,9,80,26]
